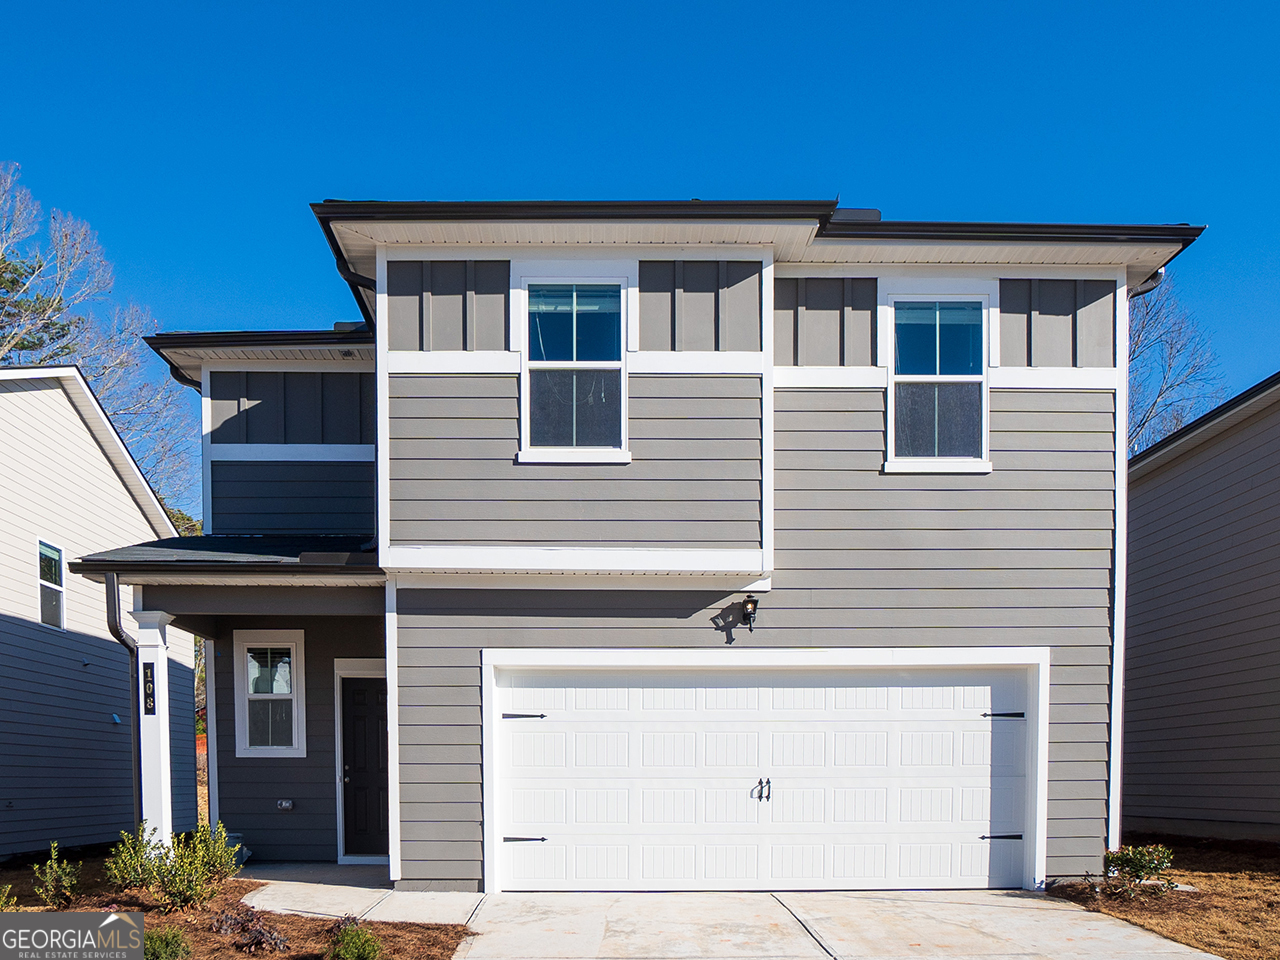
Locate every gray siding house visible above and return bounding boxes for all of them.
[73,202,1201,891]
[0,366,198,856]
[1125,371,1280,839]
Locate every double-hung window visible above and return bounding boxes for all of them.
[38,541,64,629]
[523,283,626,461]
[234,631,306,757]
[887,298,990,471]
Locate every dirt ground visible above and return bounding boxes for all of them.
[0,854,470,960]
[1048,833,1280,960]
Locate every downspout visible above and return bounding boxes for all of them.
[1127,267,1164,299]
[104,572,143,833]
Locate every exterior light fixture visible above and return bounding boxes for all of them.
[742,594,759,632]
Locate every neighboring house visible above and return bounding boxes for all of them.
[0,366,198,856]
[1125,370,1280,839]
[72,201,1201,892]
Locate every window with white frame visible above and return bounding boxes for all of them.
[889,299,987,463]
[234,632,306,757]
[38,541,64,629]
[526,283,624,450]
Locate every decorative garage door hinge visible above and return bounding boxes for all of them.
[503,836,548,842]
[981,712,1026,719]
[502,713,548,719]
[980,834,1024,840]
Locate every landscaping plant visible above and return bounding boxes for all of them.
[143,927,192,960]
[0,883,17,911]
[152,834,215,912]
[32,841,81,908]
[192,821,240,883]
[106,823,161,890]
[1106,843,1176,894]
[212,907,290,953]
[329,916,381,960]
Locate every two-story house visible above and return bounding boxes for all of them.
[72,201,1201,893]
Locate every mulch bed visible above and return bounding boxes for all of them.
[1047,832,1280,960]
[1,853,471,960]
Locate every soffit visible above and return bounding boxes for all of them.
[159,344,376,384]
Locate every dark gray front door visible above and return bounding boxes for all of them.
[342,676,389,856]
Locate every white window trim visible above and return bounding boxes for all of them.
[516,270,634,464]
[333,657,390,865]
[37,539,65,630]
[233,631,307,758]
[481,646,1050,894]
[883,290,993,474]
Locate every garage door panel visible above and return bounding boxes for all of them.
[496,667,1030,891]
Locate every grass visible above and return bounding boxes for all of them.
[0,852,470,960]
[1048,832,1280,960]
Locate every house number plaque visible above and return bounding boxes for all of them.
[142,662,156,715]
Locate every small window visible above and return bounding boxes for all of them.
[234,632,306,757]
[38,542,64,629]
[889,300,988,465]
[527,284,624,450]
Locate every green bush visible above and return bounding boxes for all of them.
[152,836,215,912]
[329,924,381,960]
[143,927,191,960]
[0,883,17,911]
[106,823,161,890]
[1104,844,1176,895]
[192,821,240,883]
[32,841,81,908]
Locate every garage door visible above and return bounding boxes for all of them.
[493,666,1029,891]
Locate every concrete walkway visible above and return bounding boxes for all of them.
[240,882,1220,959]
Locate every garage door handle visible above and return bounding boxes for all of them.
[503,836,547,842]
[982,712,1025,719]
[981,834,1023,840]
[752,778,764,802]
[763,778,772,801]
[503,713,548,719]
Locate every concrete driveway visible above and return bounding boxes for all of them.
[241,875,1218,959]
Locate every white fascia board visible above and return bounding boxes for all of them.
[386,351,520,374]
[773,367,887,389]
[989,368,1118,390]
[207,444,375,461]
[627,352,766,374]
[384,545,766,576]
[0,366,178,539]
[482,645,1050,670]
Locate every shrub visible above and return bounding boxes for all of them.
[143,927,192,960]
[192,822,240,883]
[329,923,381,960]
[0,883,17,911]
[106,823,161,890]
[32,841,81,908]
[1104,844,1176,896]
[213,908,289,953]
[152,835,215,912]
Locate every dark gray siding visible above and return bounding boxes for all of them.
[212,616,384,861]
[169,659,198,833]
[773,278,876,366]
[389,374,762,548]
[210,461,375,536]
[1125,400,1280,834]
[999,280,1116,368]
[638,261,762,351]
[0,614,133,855]
[394,387,1117,887]
[210,372,375,445]
[388,260,509,352]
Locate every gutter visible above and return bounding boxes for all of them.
[1127,267,1164,299]
[104,572,143,834]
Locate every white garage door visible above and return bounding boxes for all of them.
[493,666,1029,891]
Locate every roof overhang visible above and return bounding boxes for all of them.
[145,329,375,389]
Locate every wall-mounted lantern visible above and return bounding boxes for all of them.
[742,594,759,632]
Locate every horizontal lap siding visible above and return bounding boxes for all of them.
[210,461,375,536]
[389,374,761,548]
[396,389,1117,886]
[1125,403,1280,828]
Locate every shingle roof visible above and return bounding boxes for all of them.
[75,535,377,567]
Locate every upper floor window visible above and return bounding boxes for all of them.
[526,283,625,452]
[38,541,64,629]
[887,298,990,471]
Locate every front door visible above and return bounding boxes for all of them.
[342,676,389,856]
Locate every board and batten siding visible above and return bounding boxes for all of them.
[388,374,762,548]
[393,387,1117,888]
[1125,400,1280,835]
[210,461,376,536]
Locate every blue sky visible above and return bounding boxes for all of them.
[7,0,1279,396]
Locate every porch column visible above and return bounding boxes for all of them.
[131,610,175,843]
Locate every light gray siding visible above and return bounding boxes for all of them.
[169,659,198,833]
[394,387,1117,888]
[999,280,1116,368]
[774,278,876,366]
[210,460,375,536]
[210,371,375,445]
[388,374,762,548]
[212,616,384,861]
[388,260,509,352]
[1125,400,1280,834]
[0,614,133,855]
[637,261,762,351]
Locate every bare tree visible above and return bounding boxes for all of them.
[1128,274,1225,456]
[0,163,199,518]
